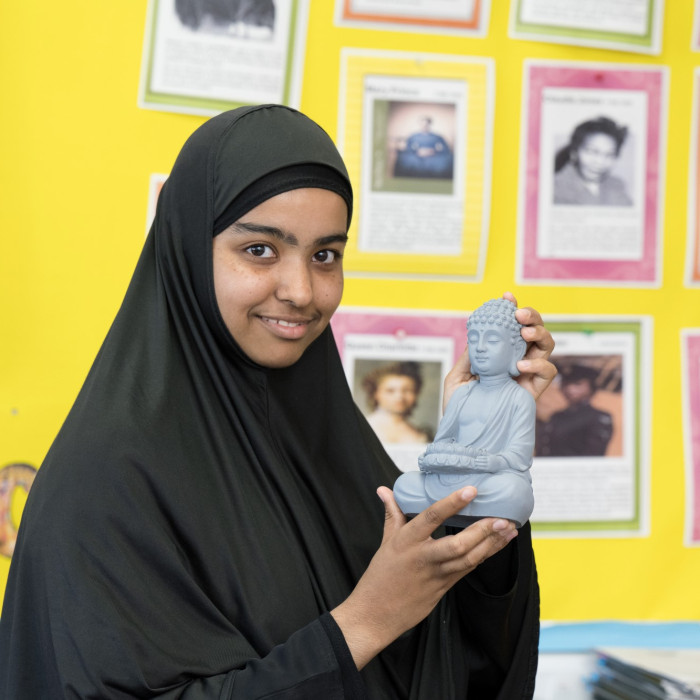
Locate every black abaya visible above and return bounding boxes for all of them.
[0,105,539,699]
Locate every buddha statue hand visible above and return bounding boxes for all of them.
[474,452,504,473]
[418,440,482,474]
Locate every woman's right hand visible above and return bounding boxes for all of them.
[330,486,517,670]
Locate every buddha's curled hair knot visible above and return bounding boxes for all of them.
[467,298,521,339]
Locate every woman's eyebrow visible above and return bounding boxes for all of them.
[231,221,347,247]
[232,221,290,240]
[317,233,349,246]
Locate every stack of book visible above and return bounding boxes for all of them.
[591,647,700,699]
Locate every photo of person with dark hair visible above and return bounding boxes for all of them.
[536,362,615,457]
[393,115,454,180]
[361,361,434,444]
[553,116,633,206]
[175,0,275,38]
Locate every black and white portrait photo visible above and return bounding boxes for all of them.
[533,83,648,263]
[552,116,634,207]
[141,0,303,113]
[174,0,276,39]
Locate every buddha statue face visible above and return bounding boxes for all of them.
[466,299,526,379]
[468,325,514,377]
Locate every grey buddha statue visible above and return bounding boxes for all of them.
[393,298,536,528]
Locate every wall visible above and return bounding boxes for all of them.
[1,1,699,620]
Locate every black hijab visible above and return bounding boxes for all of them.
[0,105,539,699]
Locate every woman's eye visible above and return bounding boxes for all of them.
[313,249,340,264]
[246,244,274,258]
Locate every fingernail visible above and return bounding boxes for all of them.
[505,529,518,542]
[460,486,477,501]
[492,519,510,531]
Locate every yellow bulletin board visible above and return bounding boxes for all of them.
[1,0,700,624]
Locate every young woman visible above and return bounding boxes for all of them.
[0,104,555,699]
[553,116,633,206]
[362,362,432,444]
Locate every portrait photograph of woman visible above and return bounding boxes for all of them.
[552,116,634,207]
[354,358,441,446]
[522,73,656,272]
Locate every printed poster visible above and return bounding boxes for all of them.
[139,0,309,116]
[531,317,651,538]
[332,307,468,472]
[510,0,664,55]
[516,60,667,287]
[338,49,494,280]
[687,69,700,286]
[681,330,700,546]
[334,308,651,537]
[335,0,491,36]
[146,173,168,234]
[0,463,37,560]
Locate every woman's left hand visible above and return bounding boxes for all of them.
[509,292,557,401]
[442,292,557,411]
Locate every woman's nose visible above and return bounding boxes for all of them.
[275,260,313,307]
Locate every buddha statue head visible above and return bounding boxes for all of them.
[466,299,526,379]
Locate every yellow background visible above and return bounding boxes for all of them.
[1,1,699,621]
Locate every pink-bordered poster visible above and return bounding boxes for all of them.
[516,60,668,287]
[687,69,700,286]
[331,307,468,472]
[682,330,700,546]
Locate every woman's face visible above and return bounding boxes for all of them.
[213,188,348,368]
[574,133,619,182]
[374,375,418,416]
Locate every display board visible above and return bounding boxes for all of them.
[1,0,699,625]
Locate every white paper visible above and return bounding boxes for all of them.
[532,330,641,527]
[358,74,468,256]
[343,332,453,472]
[349,0,476,21]
[148,0,295,106]
[537,87,648,261]
[145,173,168,234]
[520,0,650,36]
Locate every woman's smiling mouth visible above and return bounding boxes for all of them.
[262,317,306,327]
[259,315,314,339]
